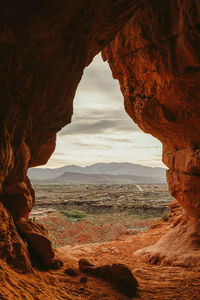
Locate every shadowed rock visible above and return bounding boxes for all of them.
[16,218,63,270]
[79,259,138,298]
[0,0,200,272]
[0,0,141,270]
[64,268,78,277]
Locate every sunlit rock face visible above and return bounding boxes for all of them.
[0,0,142,270]
[103,0,200,219]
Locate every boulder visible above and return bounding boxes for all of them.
[16,218,63,269]
[79,259,138,297]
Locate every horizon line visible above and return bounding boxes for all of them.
[31,161,167,170]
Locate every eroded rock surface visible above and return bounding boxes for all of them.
[103,0,200,264]
[79,259,138,298]
[0,0,141,191]
[0,0,146,270]
[16,218,63,269]
[2,222,200,299]
[0,202,31,273]
[0,0,200,273]
[1,176,35,221]
[103,0,200,218]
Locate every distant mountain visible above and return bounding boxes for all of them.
[28,162,166,184]
[31,171,166,185]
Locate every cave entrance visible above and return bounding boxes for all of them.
[44,53,164,169]
[29,54,171,248]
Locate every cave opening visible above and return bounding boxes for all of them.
[28,53,169,251]
[44,53,164,169]
[1,0,200,298]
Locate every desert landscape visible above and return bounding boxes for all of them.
[31,183,172,247]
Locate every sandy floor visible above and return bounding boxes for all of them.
[1,221,200,299]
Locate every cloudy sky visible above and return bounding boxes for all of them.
[44,54,164,168]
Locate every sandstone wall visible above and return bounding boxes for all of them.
[0,0,142,270]
[1,0,200,271]
[103,0,200,218]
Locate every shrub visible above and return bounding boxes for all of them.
[161,213,169,222]
[137,214,154,220]
[61,209,86,220]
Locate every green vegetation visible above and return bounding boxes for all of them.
[161,213,169,222]
[61,209,86,221]
[137,214,154,220]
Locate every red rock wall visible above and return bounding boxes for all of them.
[0,0,142,194]
[0,0,144,270]
[1,0,200,271]
[103,0,200,218]
[0,202,31,272]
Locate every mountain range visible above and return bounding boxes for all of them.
[28,162,167,184]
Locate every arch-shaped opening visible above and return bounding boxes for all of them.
[1,0,200,298]
[29,54,172,250]
[44,54,164,169]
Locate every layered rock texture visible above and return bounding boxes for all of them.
[0,0,143,270]
[0,0,200,274]
[103,0,200,219]
[102,0,200,264]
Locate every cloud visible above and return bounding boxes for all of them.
[53,152,67,156]
[102,136,135,143]
[58,106,141,137]
[134,146,161,149]
[81,55,119,94]
[59,119,140,136]
[75,54,122,107]
[45,54,164,169]
[72,107,138,124]
[72,141,112,149]
[57,53,141,137]
[152,155,163,162]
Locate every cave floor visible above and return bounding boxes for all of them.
[1,222,200,299]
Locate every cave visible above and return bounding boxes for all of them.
[1,0,200,298]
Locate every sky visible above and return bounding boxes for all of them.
[44,54,164,169]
